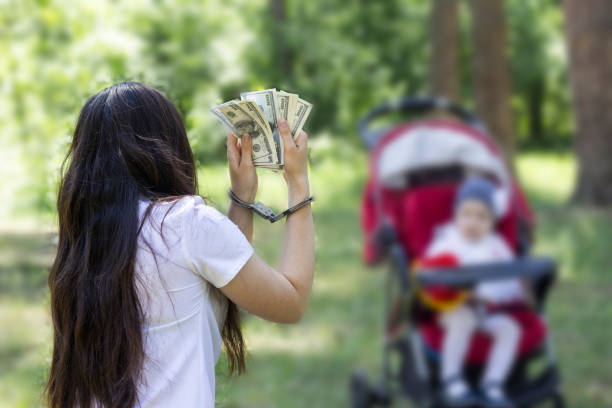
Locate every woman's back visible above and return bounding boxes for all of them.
[135,196,253,407]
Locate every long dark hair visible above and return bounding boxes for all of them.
[46,82,245,408]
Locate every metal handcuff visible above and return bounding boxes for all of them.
[228,189,314,223]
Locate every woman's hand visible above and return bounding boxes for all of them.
[222,119,315,324]
[227,133,258,202]
[278,118,310,205]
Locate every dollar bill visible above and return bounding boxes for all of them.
[209,99,240,131]
[291,97,313,139]
[210,89,312,170]
[276,90,298,130]
[240,89,284,167]
[210,100,275,163]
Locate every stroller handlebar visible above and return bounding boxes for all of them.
[357,96,485,149]
[416,257,556,289]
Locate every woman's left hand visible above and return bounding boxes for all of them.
[227,133,258,202]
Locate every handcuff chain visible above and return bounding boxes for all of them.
[228,189,314,223]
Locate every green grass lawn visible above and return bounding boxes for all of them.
[1,147,611,407]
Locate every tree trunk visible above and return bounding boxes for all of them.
[564,0,612,205]
[270,0,293,77]
[527,78,545,143]
[430,0,460,101]
[469,0,515,161]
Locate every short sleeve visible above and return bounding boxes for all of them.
[179,196,254,288]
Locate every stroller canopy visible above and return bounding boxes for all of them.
[371,119,509,189]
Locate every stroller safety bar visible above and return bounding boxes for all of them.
[416,257,556,288]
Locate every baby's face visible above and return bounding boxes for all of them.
[456,199,494,242]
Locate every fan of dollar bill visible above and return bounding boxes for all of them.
[210,89,312,170]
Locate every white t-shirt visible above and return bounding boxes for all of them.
[133,195,253,408]
[426,223,525,303]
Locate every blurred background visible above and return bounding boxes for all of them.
[1,0,611,406]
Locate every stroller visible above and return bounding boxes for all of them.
[351,98,565,408]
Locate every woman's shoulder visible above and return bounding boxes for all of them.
[164,195,253,288]
[138,195,231,241]
[142,195,224,222]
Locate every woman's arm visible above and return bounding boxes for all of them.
[227,203,253,242]
[222,119,315,323]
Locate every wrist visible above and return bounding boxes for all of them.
[287,174,309,192]
[288,179,310,206]
[231,187,257,203]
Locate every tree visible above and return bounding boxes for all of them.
[270,0,293,77]
[429,0,460,101]
[469,0,515,160]
[564,0,612,205]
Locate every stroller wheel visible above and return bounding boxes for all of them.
[350,371,390,408]
[351,371,373,408]
[551,392,565,408]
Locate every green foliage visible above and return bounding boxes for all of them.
[507,0,573,147]
[0,0,572,217]
[246,0,431,134]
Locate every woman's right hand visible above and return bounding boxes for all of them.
[227,132,258,203]
[278,118,310,205]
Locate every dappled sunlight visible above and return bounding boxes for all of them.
[311,267,368,298]
[515,152,612,282]
[517,152,576,206]
[244,322,333,355]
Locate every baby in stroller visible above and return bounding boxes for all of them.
[425,177,528,407]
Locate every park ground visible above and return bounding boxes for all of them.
[1,144,611,407]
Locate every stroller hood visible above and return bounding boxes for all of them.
[371,118,509,189]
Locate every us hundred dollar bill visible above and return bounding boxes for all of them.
[291,98,313,140]
[210,100,275,164]
[240,89,283,166]
[276,90,298,129]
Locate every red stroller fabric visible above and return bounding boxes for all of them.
[360,118,545,364]
[419,307,547,364]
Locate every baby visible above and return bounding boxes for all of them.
[426,177,526,408]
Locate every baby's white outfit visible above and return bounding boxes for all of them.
[426,223,526,386]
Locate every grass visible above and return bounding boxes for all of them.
[0,146,611,407]
[0,229,54,408]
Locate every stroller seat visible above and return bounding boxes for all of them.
[365,181,548,365]
[419,307,547,365]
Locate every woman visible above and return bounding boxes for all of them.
[46,82,315,408]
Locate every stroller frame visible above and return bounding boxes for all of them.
[351,98,565,408]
